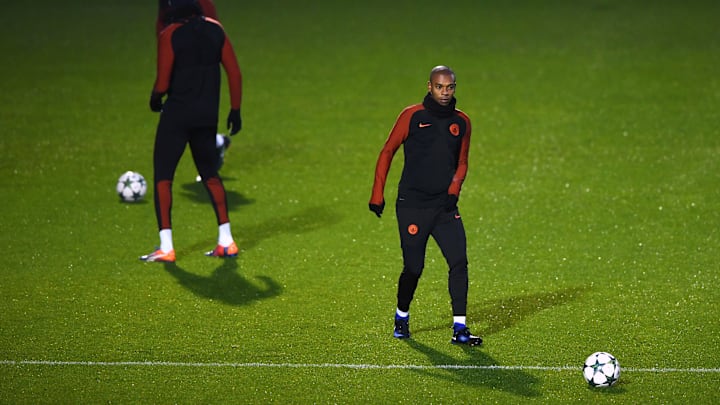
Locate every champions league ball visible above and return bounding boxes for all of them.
[116,171,147,202]
[583,351,621,387]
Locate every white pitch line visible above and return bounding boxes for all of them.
[1,360,719,373]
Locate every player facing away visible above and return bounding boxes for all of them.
[369,66,482,346]
[141,0,243,262]
[157,0,232,179]
[156,0,218,36]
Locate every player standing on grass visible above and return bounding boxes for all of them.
[157,0,233,179]
[369,65,482,346]
[141,0,242,262]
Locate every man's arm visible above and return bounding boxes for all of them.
[153,24,178,95]
[156,0,167,36]
[220,36,242,111]
[369,105,420,206]
[150,24,178,111]
[448,112,471,197]
[219,34,242,134]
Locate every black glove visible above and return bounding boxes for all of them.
[149,91,164,112]
[369,200,385,218]
[444,194,458,212]
[227,108,242,135]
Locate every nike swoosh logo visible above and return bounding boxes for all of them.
[454,214,461,219]
[419,123,432,128]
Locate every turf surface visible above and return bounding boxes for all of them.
[1,0,719,403]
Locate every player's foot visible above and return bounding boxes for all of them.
[205,242,238,257]
[140,248,176,263]
[393,316,411,339]
[451,324,482,346]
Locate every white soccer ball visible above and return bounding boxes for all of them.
[583,351,621,387]
[116,171,147,202]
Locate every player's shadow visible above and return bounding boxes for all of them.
[161,205,340,305]
[474,286,588,336]
[179,179,254,210]
[412,286,587,336]
[236,205,342,251]
[181,204,343,253]
[162,260,281,306]
[400,286,586,396]
[404,339,540,397]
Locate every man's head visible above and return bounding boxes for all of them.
[427,65,456,106]
[167,0,201,19]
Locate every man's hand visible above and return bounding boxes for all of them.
[227,109,242,135]
[149,91,164,112]
[444,194,458,212]
[369,200,385,218]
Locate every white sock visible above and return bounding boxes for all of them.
[218,223,234,246]
[396,308,409,319]
[453,316,466,326]
[159,229,173,253]
[215,134,225,148]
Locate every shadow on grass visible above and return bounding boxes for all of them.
[179,204,342,253]
[162,205,341,305]
[474,286,588,336]
[404,339,540,397]
[233,205,342,251]
[162,260,282,306]
[118,199,149,205]
[400,287,587,396]
[177,180,341,252]
[413,286,587,336]
[178,180,254,210]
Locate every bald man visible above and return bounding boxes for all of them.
[369,66,481,346]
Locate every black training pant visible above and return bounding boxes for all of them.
[395,205,469,316]
[152,112,228,230]
[153,114,219,182]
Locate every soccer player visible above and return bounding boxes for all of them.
[156,0,218,36]
[141,0,242,262]
[157,0,232,178]
[369,66,482,346]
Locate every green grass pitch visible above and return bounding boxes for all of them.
[1,0,719,403]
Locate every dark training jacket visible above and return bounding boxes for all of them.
[371,94,472,208]
[153,15,242,126]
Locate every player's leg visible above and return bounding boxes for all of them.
[152,117,188,230]
[188,126,237,257]
[393,206,432,338]
[432,209,469,317]
[141,116,188,262]
[432,208,481,346]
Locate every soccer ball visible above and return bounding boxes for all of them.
[583,351,621,387]
[116,171,147,202]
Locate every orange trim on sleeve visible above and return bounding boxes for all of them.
[221,37,242,110]
[369,104,423,205]
[153,24,179,94]
[448,110,471,197]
